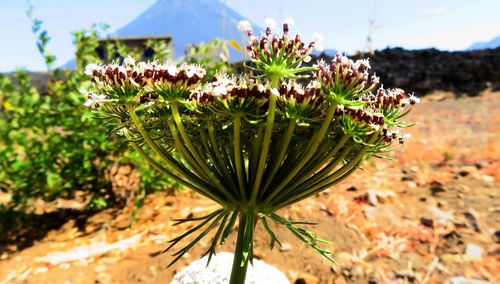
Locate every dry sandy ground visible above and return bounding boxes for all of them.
[0,92,499,284]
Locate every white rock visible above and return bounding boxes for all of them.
[465,243,483,260]
[171,252,290,284]
[442,276,492,284]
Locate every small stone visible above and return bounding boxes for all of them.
[367,190,379,205]
[349,265,365,279]
[494,230,500,243]
[442,276,492,284]
[331,263,342,275]
[95,265,107,273]
[149,266,158,277]
[481,175,495,182]
[407,181,417,188]
[34,266,49,274]
[395,269,415,282]
[420,216,434,227]
[475,161,488,169]
[401,175,415,181]
[279,242,292,252]
[457,166,477,177]
[360,189,397,206]
[430,181,446,195]
[465,243,483,260]
[59,263,71,269]
[335,252,353,266]
[463,209,482,233]
[134,273,147,282]
[294,273,320,284]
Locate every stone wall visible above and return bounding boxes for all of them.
[316,47,500,96]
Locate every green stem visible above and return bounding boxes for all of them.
[199,128,238,204]
[262,103,337,206]
[123,129,199,191]
[271,143,354,208]
[233,114,247,202]
[283,134,351,194]
[259,119,296,199]
[208,120,241,200]
[229,211,254,284]
[278,133,379,208]
[249,80,279,205]
[125,102,224,204]
[170,102,227,190]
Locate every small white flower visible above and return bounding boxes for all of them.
[312,32,324,51]
[368,123,380,132]
[270,88,280,97]
[166,65,178,76]
[212,84,228,96]
[265,18,276,31]
[183,65,195,78]
[257,83,266,93]
[284,18,295,27]
[354,59,371,72]
[237,21,252,32]
[138,62,148,70]
[408,93,420,104]
[84,64,99,76]
[83,91,107,109]
[303,56,311,63]
[123,56,135,67]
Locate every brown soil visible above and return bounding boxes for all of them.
[1,92,499,284]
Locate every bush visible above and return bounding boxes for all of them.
[0,19,176,213]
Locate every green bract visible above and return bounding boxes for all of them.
[84,19,418,284]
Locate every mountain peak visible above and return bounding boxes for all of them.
[467,35,500,51]
[115,0,254,61]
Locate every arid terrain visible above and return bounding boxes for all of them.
[1,91,499,283]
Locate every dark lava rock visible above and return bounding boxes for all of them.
[314,47,500,96]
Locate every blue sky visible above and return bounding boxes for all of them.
[0,0,499,72]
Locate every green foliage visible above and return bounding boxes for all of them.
[0,15,179,212]
[185,39,237,82]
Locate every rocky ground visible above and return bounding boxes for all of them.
[0,91,499,283]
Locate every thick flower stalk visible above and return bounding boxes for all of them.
[84,19,418,284]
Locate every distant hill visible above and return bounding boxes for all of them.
[115,0,257,62]
[467,35,500,50]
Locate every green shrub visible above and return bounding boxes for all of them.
[0,8,235,217]
[0,19,175,212]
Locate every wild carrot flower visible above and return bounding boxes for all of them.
[84,19,418,284]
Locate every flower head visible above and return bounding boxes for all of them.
[311,32,324,52]
[283,17,295,33]
[265,18,277,33]
[85,59,206,102]
[315,53,379,105]
[243,18,318,81]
